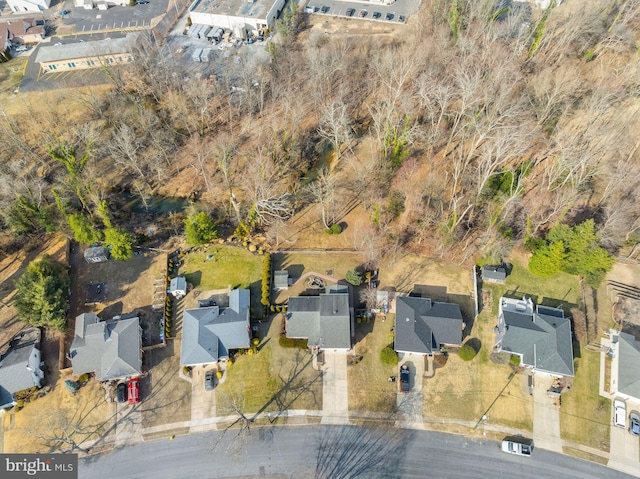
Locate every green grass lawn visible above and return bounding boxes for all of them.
[560,348,610,451]
[180,245,263,290]
[348,314,398,413]
[215,314,323,415]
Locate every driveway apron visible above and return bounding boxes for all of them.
[532,374,562,452]
[396,354,424,427]
[190,366,217,433]
[321,350,349,425]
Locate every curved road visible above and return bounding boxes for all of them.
[80,425,634,479]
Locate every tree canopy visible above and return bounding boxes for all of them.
[528,220,614,288]
[104,228,135,260]
[184,212,218,246]
[14,255,69,332]
[68,214,102,244]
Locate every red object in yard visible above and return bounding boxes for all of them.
[128,378,140,404]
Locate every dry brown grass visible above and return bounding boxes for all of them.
[348,314,397,413]
[3,377,115,454]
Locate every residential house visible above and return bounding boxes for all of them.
[0,328,44,409]
[495,296,574,377]
[181,288,251,366]
[69,313,142,381]
[0,18,46,52]
[605,331,640,402]
[6,0,50,13]
[481,265,507,283]
[169,276,187,299]
[394,295,463,356]
[286,285,353,350]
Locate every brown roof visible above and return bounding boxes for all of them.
[0,19,44,50]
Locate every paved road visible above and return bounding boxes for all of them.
[79,425,636,479]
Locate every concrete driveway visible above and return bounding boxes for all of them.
[189,366,217,433]
[114,401,143,448]
[396,354,424,426]
[532,373,562,452]
[321,350,349,425]
[608,398,640,476]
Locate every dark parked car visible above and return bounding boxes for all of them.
[372,11,381,18]
[359,9,367,17]
[398,15,405,22]
[116,382,127,403]
[346,8,355,16]
[385,12,394,20]
[321,5,329,13]
[400,364,410,392]
[205,371,215,391]
[630,411,640,436]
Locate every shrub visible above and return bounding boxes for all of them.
[345,269,363,286]
[279,336,308,349]
[261,253,271,306]
[509,354,521,366]
[182,366,190,375]
[184,212,217,246]
[216,371,222,379]
[458,344,477,361]
[325,223,343,235]
[64,379,79,394]
[77,373,89,383]
[380,346,398,366]
[252,338,259,346]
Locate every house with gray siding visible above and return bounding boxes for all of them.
[181,288,251,366]
[495,297,574,377]
[69,313,142,381]
[394,295,463,356]
[0,328,44,409]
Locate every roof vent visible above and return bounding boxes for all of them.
[406,317,410,322]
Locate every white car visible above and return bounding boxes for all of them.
[15,45,30,52]
[614,399,627,428]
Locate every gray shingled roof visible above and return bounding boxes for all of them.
[36,36,133,64]
[497,303,574,376]
[394,296,463,354]
[482,265,507,282]
[180,289,250,366]
[286,290,352,349]
[70,314,141,381]
[0,341,40,407]
[618,332,640,399]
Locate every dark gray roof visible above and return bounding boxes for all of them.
[70,314,141,381]
[287,290,351,349]
[497,301,574,376]
[618,332,640,399]
[0,341,40,407]
[180,289,250,365]
[482,265,507,282]
[394,296,463,354]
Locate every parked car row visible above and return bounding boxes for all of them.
[613,398,640,436]
[308,5,406,22]
[116,377,141,405]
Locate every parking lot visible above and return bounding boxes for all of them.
[304,0,421,23]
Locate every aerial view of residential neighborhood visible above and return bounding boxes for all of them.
[0,0,639,476]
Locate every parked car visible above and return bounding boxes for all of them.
[137,0,149,4]
[346,8,355,16]
[321,5,329,13]
[629,411,640,436]
[372,11,381,18]
[15,45,30,52]
[359,10,367,17]
[501,437,533,456]
[614,398,626,428]
[60,9,69,15]
[385,13,394,20]
[398,15,405,22]
[399,364,410,392]
[116,382,127,403]
[205,371,215,391]
[128,378,140,404]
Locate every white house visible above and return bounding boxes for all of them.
[7,0,50,13]
[188,0,286,37]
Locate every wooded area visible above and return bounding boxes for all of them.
[0,0,638,270]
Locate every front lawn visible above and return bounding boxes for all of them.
[215,314,323,416]
[348,314,397,413]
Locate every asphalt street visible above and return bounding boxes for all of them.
[79,425,635,479]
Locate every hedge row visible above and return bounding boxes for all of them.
[279,336,308,349]
[165,295,173,338]
[261,253,271,306]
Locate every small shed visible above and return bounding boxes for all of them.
[169,276,187,299]
[482,265,507,283]
[84,246,109,263]
[274,270,289,291]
